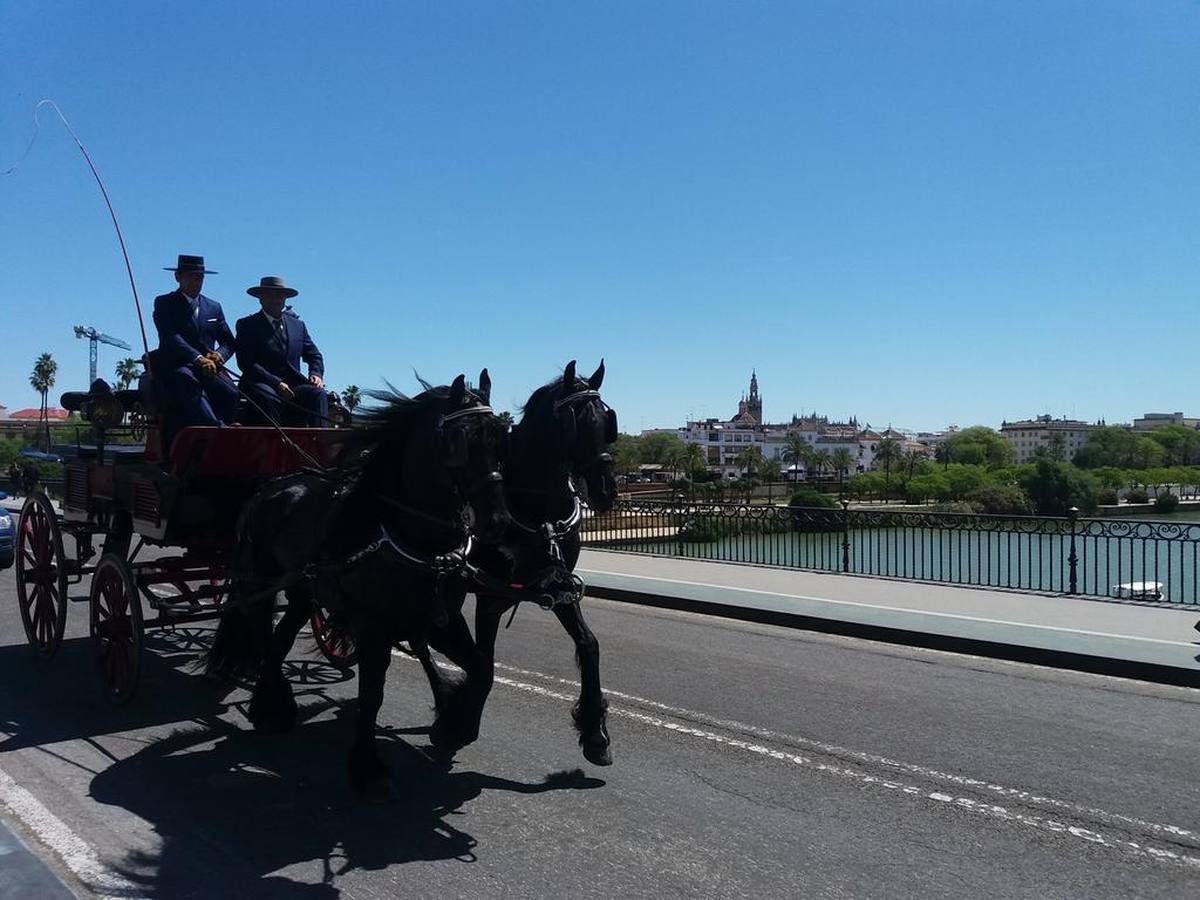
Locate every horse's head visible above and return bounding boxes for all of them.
[520,359,618,514]
[436,370,511,544]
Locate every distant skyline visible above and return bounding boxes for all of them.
[2,3,1197,433]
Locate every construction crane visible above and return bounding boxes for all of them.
[73,325,132,385]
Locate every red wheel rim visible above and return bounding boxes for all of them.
[90,558,141,702]
[311,607,357,667]
[15,496,66,657]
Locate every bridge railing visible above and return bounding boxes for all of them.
[582,500,1200,606]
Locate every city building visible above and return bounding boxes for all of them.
[999,415,1097,464]
[1132,412,1200,433]
[670,373,932,480]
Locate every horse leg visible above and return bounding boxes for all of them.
[347,629,394,799]
[408,636,451,718]
[247,586,308,733]
[554,602,611,766]
[426,608,491,753]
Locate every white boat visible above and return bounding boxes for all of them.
[1113,581,1163,601]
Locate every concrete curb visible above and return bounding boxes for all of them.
[0,818,78,899]
[581,573,1200,689]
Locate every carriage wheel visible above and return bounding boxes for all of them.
[310,606,357,669]
[89,553,144,704]
[15,493,69,658]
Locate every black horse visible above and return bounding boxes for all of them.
[205,372,511,796]
[414,360,619,766]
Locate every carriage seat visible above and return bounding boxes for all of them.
[168,425,345,479]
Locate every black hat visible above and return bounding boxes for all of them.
[164,254,218,274]
[247,275,299,299]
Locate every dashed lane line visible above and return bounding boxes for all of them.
[397,650,1200,868]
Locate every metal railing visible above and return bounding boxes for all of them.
[583,500,1200,605]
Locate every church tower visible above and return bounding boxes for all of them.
[733,370,763,425]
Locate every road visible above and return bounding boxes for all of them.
[0,561,1198,899]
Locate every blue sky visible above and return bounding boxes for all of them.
[2,2,1197,432]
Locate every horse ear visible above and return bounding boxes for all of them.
[450,374,466,405]
[478,368,491,404]
[588,359,605,390]
[562,360,577,390]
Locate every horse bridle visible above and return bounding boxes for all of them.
[552,389,617,472]
[436,402,507,500]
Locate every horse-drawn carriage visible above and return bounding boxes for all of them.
[12,375,353,703]
[14,360,618,787]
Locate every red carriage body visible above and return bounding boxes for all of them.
[13,381,355,702]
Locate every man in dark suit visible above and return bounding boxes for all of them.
[235,276,328,426]
[152,254,238,426]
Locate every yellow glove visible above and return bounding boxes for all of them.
[194,356,218,376]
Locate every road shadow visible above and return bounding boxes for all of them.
[0,631,352,753]
[88,709,604,899]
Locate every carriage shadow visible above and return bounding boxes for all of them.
[0,630,351,753]
[87,709,604,898]
[0,636,604,897]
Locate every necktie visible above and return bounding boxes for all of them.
[275,317,285,343]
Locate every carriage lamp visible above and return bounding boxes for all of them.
[86,393,125,429]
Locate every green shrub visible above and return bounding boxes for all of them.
[1021,459,1097,516]
[679,515,724,542]
[1154,492,1180,513]
[965,484,1032,515]
[1125,488,1149,504]
[1096,488,1119,506]
[788,488,837,509]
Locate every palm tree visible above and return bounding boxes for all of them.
[342,385,362,413]
[497,410,514,428]
[809,448,832,482]
[29,352,57,452]
[114,357,142,391]
[874,437,903,501]
[681,442,705,476]
[830,448,854,489]
[782,436,810,483]
[904,449,924,478]
[760,458,782,504]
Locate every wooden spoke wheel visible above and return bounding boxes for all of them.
[89,553,144,704]
[310,606,357,670]
[15,493,69,658]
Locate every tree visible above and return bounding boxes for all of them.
[944,426,1014,469]
[114,357,142,391]
[640,432,686,466]
[342,385,362,413]
[781,436,809,481]
[496,410,514,428]
[808,448,832,482]
[1148,425,1200,467]
[680,442,706,478]
[903,449,926,477]
[736,444,763,481]
[29,352,57,452]
[1022,458,1098,516]
[873,437,903,500]
[610,434,642,478]
[760,458,783,503]
[830,448,854,488]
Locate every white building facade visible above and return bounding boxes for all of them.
[999,415,1096,464]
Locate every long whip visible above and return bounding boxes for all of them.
[3,99,150,358]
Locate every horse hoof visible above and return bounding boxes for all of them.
[582,738,612,767]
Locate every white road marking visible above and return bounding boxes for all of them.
[487,660,1200,844]
[0,767,148,900]
[397,650,1200,868]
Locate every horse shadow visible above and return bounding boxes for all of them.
[0,634,604,898]
[87,707,604,898]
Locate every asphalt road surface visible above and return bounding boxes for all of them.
[0,561,1198,899]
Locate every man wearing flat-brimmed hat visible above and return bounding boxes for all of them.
[235,276,328,427]
[152,254,238,427]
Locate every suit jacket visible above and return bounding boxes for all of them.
[235,310,324,389]
[152,291,236,370]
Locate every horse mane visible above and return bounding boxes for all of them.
[518,372,588,422]
[338,382,461,466]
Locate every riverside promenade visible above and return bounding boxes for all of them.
[577,548,1200,687]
